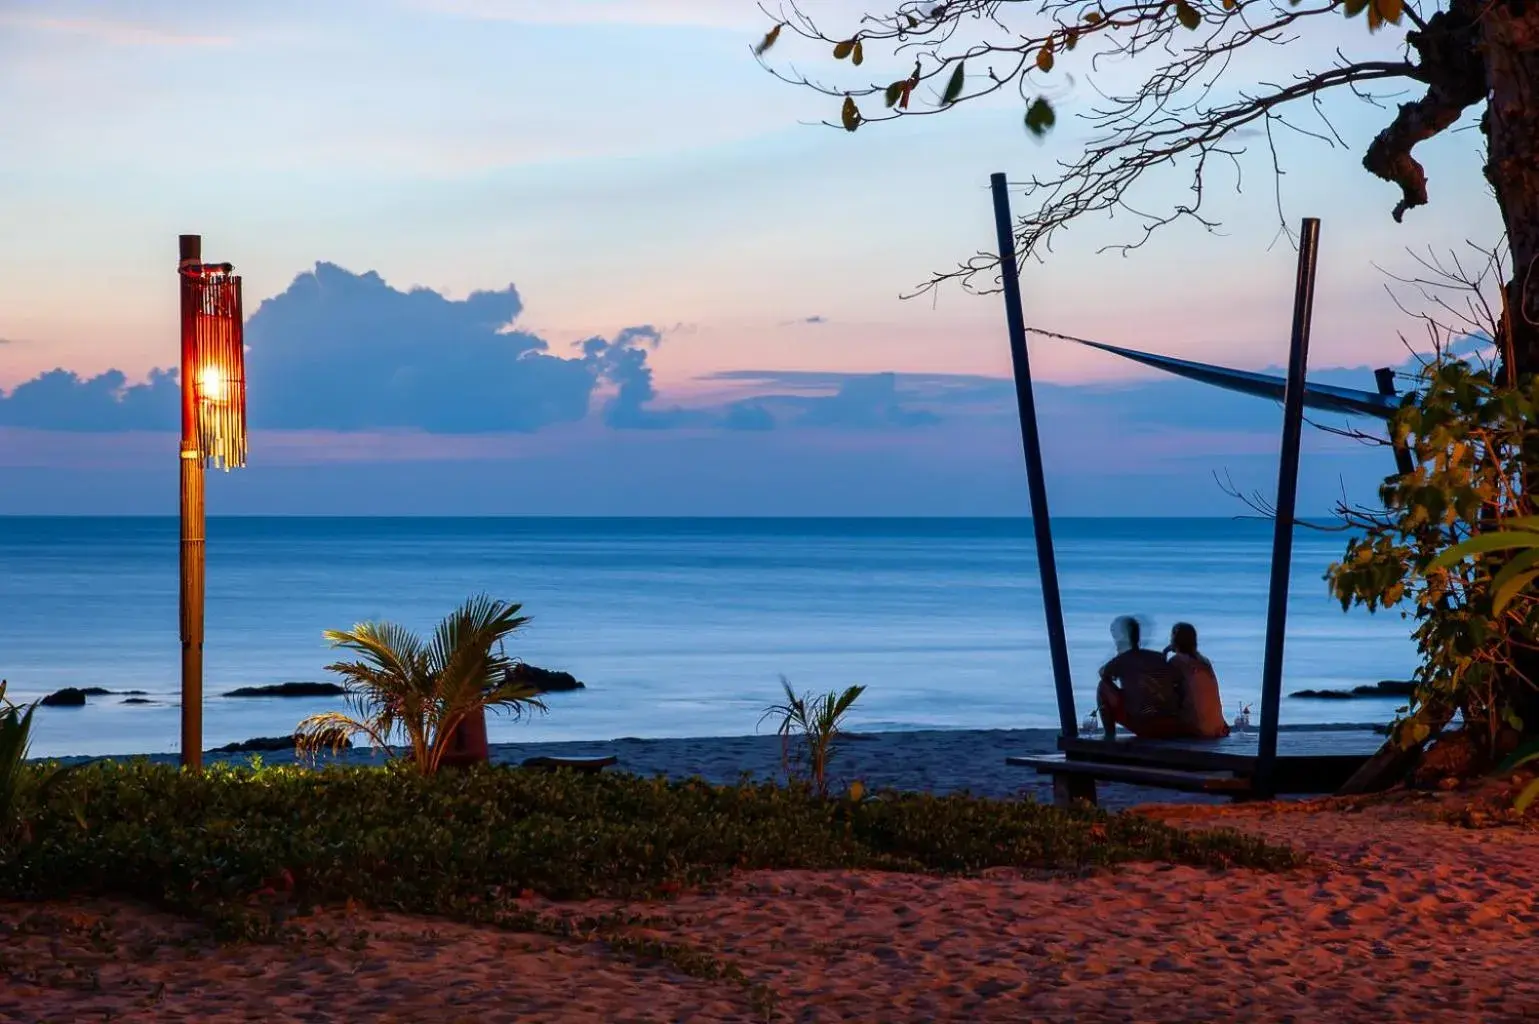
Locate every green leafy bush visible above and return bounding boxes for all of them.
[1328,359,1539,765]
[0,760,1300,938]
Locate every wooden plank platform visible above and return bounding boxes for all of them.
[1008,728,1386,802]
[1006,754,1252,795]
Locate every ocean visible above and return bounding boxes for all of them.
[1,517,1414,759]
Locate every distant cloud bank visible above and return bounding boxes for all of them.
[0,263,671,435]
[0,263,952,435]
[0,261,1417,451]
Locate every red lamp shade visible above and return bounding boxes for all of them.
[179,262,247,470]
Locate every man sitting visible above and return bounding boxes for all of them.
[1096,615,1186,740]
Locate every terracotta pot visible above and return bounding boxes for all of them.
[440,705,489,769]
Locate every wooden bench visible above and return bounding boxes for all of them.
[519,755,617,774]
[1008,728,1384,806]
[1007,753,1253,800]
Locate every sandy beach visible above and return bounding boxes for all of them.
[3,783,1534,1023]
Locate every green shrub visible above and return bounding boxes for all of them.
[0,760,1300,939]
[1328,360,1539,765]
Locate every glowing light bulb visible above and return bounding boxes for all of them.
[198,365,226,403]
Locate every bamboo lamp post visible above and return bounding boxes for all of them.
[177,234,247,770]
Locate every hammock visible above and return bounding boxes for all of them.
[1029,329,1399,421]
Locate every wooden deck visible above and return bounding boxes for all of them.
[1007,728,1386,803]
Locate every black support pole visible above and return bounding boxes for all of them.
[990,172,1079,740]
[1375,367,1415,477]
[1254,218,1322,798]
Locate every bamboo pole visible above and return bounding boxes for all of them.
[988,174,1080,742]
[1254,218,1322,798]
[179,233,205,771]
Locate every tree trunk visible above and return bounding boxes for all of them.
[1484,3,1539,379]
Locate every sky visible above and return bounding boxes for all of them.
[0,0,1506,515]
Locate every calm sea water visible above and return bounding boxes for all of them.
[1,517,1414,758]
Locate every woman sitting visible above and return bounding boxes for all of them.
[1164,622,1230,739]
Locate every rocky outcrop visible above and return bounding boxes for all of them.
[223,682,346,698]
[209,733,354,754]
[39,687,150,706]
[1290,680,1417,700]
[508,663,585,693]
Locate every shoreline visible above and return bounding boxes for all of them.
[32,721,1390,809]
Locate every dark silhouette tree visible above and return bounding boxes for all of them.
[753,0,1538,378]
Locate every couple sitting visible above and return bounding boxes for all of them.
[1096,615,1229,740]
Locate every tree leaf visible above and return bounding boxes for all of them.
[1024,97,1056,137]
[840,95,861,132]
[1175,0,1201,30]
[906,14,919,28]
[1036,43,1054,72]
[1342,0,1369,16]
[1491,565,1539,616]
[941,61,966,104]
[1065,27,1081,50]
[1516,777,1539,815]
[1500,737,1539,772]
[852,39,864,66]
[1084,10,1104,23]
[884,80,907,107]
[1428,530,1539,570]
[833,39,855,60]
[1371,0,1404,26]
[753,23,782,57]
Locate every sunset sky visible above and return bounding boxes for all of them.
[0,0,1502,515]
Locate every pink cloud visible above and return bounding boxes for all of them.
[0,14,233,46]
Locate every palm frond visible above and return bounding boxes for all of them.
[483,683,548,719]
[325,621,427,685]
[430,595,529,681]
[295,711,391,759]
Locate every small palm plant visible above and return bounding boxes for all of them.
[759,677,866,797]
[0,679,77,841]
[296,595,545,774]
[0,679,37,830]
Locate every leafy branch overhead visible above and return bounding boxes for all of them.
[751,0,1498,297]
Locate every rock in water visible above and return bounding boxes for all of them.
[223,682,346,698]
[1290,680,1417,700]
[40,688,87,707]
[508,663,585,693]
[209,733,354,753]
